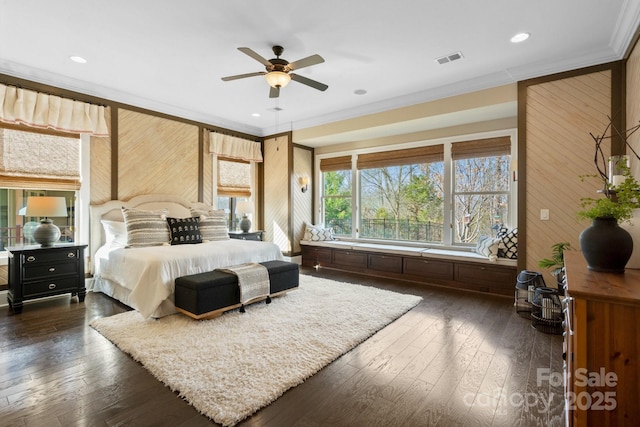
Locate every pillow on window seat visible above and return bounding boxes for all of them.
[496,226,518,259]
[474,235,500,262]
[303,223,335,241]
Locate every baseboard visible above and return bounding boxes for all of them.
[0,290,7,307]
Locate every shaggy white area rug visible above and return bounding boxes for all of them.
[90,274,422,426]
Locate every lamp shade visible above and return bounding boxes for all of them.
[265,71,291,88]
[26,197,68,217]
[236,200,254,215]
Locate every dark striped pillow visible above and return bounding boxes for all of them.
[121,207,170,247]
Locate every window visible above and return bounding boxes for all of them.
[320,156,352,236]
[0,127,80,250]
[318,134,515,247]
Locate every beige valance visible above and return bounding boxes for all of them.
[209,132,263,162]
[0,83,108,137]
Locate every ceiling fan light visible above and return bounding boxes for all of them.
[265,71,291,88]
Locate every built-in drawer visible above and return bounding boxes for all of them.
[302,246,332,266]
[21,248,80,264]
[368,253,402,273]
[404,257,454,280]
[22,276,80,298]
[23,261,79,281]
[332,249,367,268]
[454,263,515,289]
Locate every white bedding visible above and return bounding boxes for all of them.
[92,239,284,318]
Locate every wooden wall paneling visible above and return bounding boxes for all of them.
[292,145,313,254]
[89,106,113,205]
[117,109,199,201]
[201,129,213,206]
[263,135,291,253]
[524,70,612,283]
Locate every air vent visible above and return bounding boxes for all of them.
[435,51,464,64]
[267,107,284,112]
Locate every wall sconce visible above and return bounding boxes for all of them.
[298,175,309,193]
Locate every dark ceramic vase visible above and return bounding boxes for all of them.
[579,217,633,273]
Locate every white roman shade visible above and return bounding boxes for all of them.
[0,83,109,137]
[0,128,80,190]
[209,132,263,198]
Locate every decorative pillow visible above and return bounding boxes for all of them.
[190,208,229,241]
[497,226,518,259]
[474,235,500,262]
[101,219,127,247]
[303,223,335,241]
[121,207,170,247]
[166,217,202,245]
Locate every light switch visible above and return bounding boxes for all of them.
[540,209,550,221]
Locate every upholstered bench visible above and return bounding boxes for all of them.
[174,260,299,319]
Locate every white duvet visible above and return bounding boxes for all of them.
[93,239,284,318]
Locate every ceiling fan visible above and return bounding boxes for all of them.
[221,45,328,98]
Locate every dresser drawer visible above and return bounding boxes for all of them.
[368,253,402,273]
[23,261,79,281]
[22,276,80,298]
[22,248,80,264]
[403,257,454,280]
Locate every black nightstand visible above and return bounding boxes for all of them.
[228,230,264,241]
[7,243,87,313]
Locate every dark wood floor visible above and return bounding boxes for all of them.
[0,267,564,426]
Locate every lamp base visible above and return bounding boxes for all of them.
[32,218,61,247]
[239,216,251,233]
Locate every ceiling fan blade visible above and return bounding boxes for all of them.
[290,73,328,91]
[288,54,324,70]
[269,86,280,98]
[238,47,272,66]
[221,71,265,81]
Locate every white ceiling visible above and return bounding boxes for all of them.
[1,0,639,147]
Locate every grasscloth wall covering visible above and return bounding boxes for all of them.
[117,109,199,202]
[89,107,112,205]
[263,135,291,253]
[628,40,640,178]
[524,70,612,281]
[292,146,312,254]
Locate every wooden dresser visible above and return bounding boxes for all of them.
[563,251,640,426]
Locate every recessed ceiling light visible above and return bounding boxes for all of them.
[251,113,261,117]
[510,32,530,43]
[69,56,87,64]
[354,89,367,95]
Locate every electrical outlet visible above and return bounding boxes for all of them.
[540,209,550,221]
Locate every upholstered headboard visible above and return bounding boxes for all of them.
[89,194,212,274]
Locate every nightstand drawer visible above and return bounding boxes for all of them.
[23,262,79,280]
[22,249,80,264]
[23,276,80,298]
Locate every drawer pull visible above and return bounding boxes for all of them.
[27,256,36,262]
[67,252,76,258]
[48,283,56,290]
[49,267,56,272]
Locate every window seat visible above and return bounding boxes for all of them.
[300,240,517,297]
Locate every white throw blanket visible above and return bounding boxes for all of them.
[218,263,270,305]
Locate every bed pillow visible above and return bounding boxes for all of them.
[497,226,518,259]
[190,208,230,241]
[474,235,500,262]
[101,219,127,247]
[121,207,170,247]
[166,217,202,245]
[303,223,335,241]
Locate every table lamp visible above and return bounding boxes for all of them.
[26,196,68,246]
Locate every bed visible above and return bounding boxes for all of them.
[88,194,284,318]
